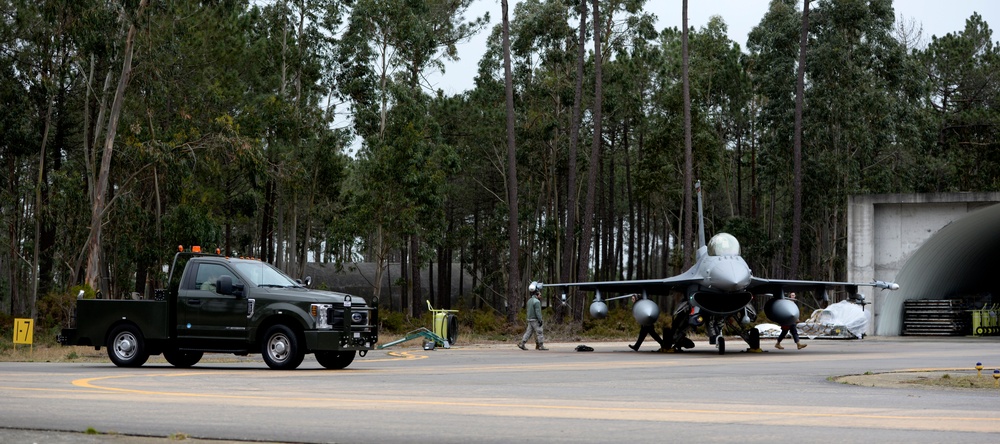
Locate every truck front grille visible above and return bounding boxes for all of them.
[329,307,371,329]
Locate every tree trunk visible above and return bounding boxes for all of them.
[575,0,604,320]
[288,193,298,276]
[681,0,694,267]
[410,234,422,317]
[791,0,810,279]
[502,0,521,323]
[85,0,149,294]
[401,244,409,317]
[299,183,315,280]
[562,0,588,288]
[262,178,275,262]
[371,225,387,301]
[276,186,285,269]
[625,121,635,280]
[31,95,54,318]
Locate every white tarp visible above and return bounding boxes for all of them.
[799,301,868,339]
[755,301,868,339]
[754,323,782,338]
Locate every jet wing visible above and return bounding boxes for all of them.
[542,274,702,296]
[747,277,898,295]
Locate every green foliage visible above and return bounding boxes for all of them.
[2,0,998,324]
[378,311,412,334]
[36,290,77,330]
[464,309,504,336]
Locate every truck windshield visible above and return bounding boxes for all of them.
[232,261,300,288]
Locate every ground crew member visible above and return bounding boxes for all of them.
[518,283,547,350]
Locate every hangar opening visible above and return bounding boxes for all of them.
[848,193,1000,336]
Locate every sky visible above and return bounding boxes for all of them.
[427,0,1000,95]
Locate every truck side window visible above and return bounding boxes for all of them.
[193,263,239,291]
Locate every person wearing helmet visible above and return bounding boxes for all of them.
[518,283,548,350]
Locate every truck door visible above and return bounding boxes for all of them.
[176,262,249,348]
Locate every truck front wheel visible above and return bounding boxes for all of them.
[315,350,356,369]
[107,324,149,368]
[163,350,203,368]
[261,325,304,370]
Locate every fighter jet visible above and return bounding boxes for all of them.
[533,181,898,354]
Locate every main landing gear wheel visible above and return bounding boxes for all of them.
[747,327,761,350]
[717,335,725,355]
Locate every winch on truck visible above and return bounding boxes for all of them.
[58,246,379,370]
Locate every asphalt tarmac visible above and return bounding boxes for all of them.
[2,336,999,443]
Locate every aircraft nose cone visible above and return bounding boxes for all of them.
[710,260,751,291]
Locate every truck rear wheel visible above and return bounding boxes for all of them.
[261,324,304,370]
[107,324,149,368]
[315,350,356,369]
[163,350,204,368]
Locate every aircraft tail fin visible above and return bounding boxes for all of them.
[696,180,705,248]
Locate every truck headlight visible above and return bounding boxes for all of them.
[311,304,333,329]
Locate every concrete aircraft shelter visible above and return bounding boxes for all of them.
[848,192,1000,336]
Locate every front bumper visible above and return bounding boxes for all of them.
[304,329,378,352]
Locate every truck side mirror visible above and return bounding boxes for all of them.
[216,275,245,297]
[296,276,312,288]
[217,275,234,296]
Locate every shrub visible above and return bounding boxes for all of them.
[464,308,503,336]
[379,310,409,334]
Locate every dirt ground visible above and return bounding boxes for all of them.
[834,369,1000,392]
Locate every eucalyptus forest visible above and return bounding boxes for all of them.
[2,0,998,330]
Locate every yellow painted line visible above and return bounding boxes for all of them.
[58,375,1000,425]
[363,351,427,362]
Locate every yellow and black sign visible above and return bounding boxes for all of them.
[13,318,33,345]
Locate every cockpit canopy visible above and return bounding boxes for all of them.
[708,233,740,256]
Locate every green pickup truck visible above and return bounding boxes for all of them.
[58,248,379,370]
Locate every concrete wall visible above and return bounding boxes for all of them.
[304,262,475,310]
[848,193,1000,335]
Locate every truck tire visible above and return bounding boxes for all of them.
[163,350,204,368]
[107,324,149,368]
[315,350,356,370]
[261,324,304,370]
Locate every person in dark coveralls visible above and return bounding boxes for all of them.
[517,282,548,350]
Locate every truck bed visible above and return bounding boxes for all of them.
[60,299,170,348]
